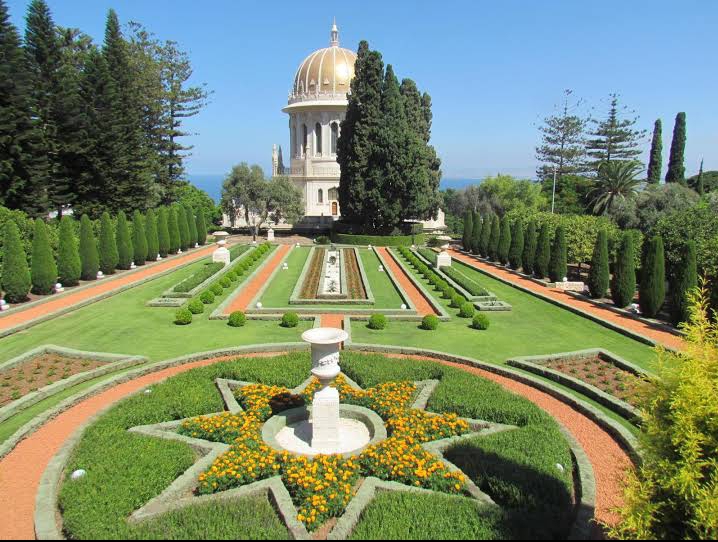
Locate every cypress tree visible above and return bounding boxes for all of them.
[549,225,567,283]
[479,213,492,257]
[132,211,148,266]
[145,208,159,261]
[588,229,609,299]
[471,212,481,254]
[30,218,57,294]
[498,215,512,265]
[534,223,551,279]
[462,211,473,252]
[186,206,197,247]
[79,214,98,280]
[646,119,662,184]
[195,209,207,246]
[158,207,170,257]
[665,112,686,184]
[696,159,704,196]
[176,204,190,250]
[115,211,133,269]
[168,206,180,254]
[611,232,636,308]
[523,220,537,275]
[509,220,524,270]
[639,235,666,318]
[1,220,31,302]
[488,215,500,261]
[670,240,698,325]
[98,211,118,274]
[57,215,80,286]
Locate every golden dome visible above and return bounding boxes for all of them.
[291,22,356,100]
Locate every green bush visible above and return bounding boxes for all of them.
[522,220,537,275]
[670,240,698,325]
[200,291,215,304]
[421,314,439,330]
[332,232,424,247]
[450,293,464,308]
[443,266,489,297]
[30,218,58,295]
[99,212,118,275]
[173,263,224,293]
[471,211,482,254]
[472,313,490,330]
[459,302,475,318]
[210,283,223,296]
[79,214,99,281]
[187,299,204,315]
[1,220,31,302]
[186,206,198,248]
[417,248,437,266]
[498,215,512,265]
[462,211,473,252]
[488,215,501,261]
[227,272,238,282]
[612,232,637,308]
[367,314,387,330]
[639,235,666,318]
[549,225,567,283]
[479,214,492,257]
[176,204,190,251]
[168,207,180,254]
[57,216,81,287]
[157,207,170,257]
[115,211,133,270]
[443,286,456,300]
[509,220,524,270]
[588,229,609,299]
[174,308,193,325]
[534,223,551,279]
[195,211,207,246]
[316,235,330,245]
[132,211,148,266]
[145,208,159,261]
[281,312,299,328]
[228,311,246,327]
[219,277,231,288]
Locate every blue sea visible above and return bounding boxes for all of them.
[187,174,483,203]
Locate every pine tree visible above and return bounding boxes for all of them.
[98,211,118,274]
[168,206,180,254]
[523,220,537,275]
[1,220,31,302]
[585,94,646,171]
[186,205,197,247]
[115,210,133,269]
[462,211,473,252]
[471,212,481,254]
[588,229,609,298]
[611,232,636,308]
[535,223,552,278]
[488,215,501,261]
[549,225,567,283]
[57,215,80,286]
[195,209,207,246]
[498,215,512,265]
[132,211,147,265]
[509,220,524,270]
[639,235,666,318]
[480,213,493,258]
[665,112,686,184]
[145,208,159,260]
[646,119,662,184]
[157,207,170,257]
[79,214,98,280]
[669,240,698,325]
[30,218,57,294]
[176,204,190,250]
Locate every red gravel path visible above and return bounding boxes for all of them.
[320,314,345,329]
[375,247,436,316]
[449,249,684,350]
[224,245,291,314]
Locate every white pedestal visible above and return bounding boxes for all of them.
[436,251,452,269]
[212,240,230,267]
[267,228,275,241]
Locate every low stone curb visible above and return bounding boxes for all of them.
[246,245,296,310]
[413,248,497,303]
[372,248,418,313]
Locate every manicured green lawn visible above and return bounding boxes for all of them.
[351,249,657,371]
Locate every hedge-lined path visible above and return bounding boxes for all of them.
[449,249,684,351]
[224,244,292,314]
[0,350,630,540]
[375,247,436,316]
[0,245,216,337]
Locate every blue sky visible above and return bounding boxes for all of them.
[7,0,717,180]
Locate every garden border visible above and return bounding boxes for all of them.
[414,248,496,302]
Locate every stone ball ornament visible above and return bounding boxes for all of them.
[70,469,87,481]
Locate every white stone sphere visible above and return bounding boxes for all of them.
[562,277,568,282]
[256,302,263,309]
[378,265,384,272]
[71,469,87,480]
[401,304,407,310]
[97,271,104,279]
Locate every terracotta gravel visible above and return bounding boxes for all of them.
[375,247,436,316]
[449,249,684,350]
[224,245,291,314]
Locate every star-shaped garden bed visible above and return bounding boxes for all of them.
[126,374,518,540]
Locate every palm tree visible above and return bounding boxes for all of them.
[589,160,643,214]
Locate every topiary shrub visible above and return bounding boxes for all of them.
[639,235,666,318]
[509,220,524,270]
[588,229,609,299]
[168,207,180,254]
[228,311,246,327]
[281,312,299,328]
[30,218,58,295]
[421,314,439,330]
[367,314,386,330]
[534,223,551,279]
[462,211,473,252]
[498,215,512,265]
[132,211,148,266]
[488,215,501,261]
[670,240,698,325]
[1,220,31,303]
[210,283,223,296]
[549,225,567,283]
[57,215,80,287]
[471,211,482,254]
[186,206,197,248]
[220,277,231,288]
[227,272,238,282]
[99,212,118,275]
[176,204,190,251]
[522,220,537,275]
[200,290,215,304]
[145,208,159,261]
[195,210,207,246]
[157,207,170,257]
[443,286,456,300]
[472,313,490,330]
[459,302,475,318]
[174,308,192,325]
[115,211,133,270]
[451,293,464,308]
[79,214,99,281]
[612,232,637,308]
[187,298,204,315]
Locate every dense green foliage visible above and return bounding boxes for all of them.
[168,206,180,254]
[638,235,666,318]
[187,298,204,315]
[98,212,118,275]
[549,225,567,283]
[459,301,475,318]
[421,314,439,330]
[1,220,31,302]
[479,213,492,258]
[157,207,170,257]
[612,232,637,308]
[534,223,551,279]
[522,220,537,275]
[471,211,482,254]
[132,211,148,266]
[280,312,299,328]
[462,211,473,252]
[174,307,192,325]
[508,220,524,271]
[228,310,246,327]
[497,215,512,265]
[367,314,387,330]
[176,204,190,251]
[195,210,207,246]
[669,241,697,325]
[472,313,490,330]
[78,214,98,281]
[30,218,57,294]
[144,208,158,261]
[588,230,609,299]
[332,232,425,247]
[442,265,490,297]
[646,119,662,184]
[115,211,133,270]
[173,262,224,293]
[57,216,81,286]
[488,215,500,261]
[665,112,686,184]
[585,94,645,170]
[186,205,197,247]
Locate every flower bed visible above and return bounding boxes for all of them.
[172,262,224,293]
[343,249,367,300]
[442,265,490,297]
[299,248,324,299]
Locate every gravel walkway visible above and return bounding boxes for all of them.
[375,247,436,316]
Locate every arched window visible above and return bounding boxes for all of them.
[331,123,338,154]
[302,124,308,156]
[315,123,322,156]
[318,188,324,204]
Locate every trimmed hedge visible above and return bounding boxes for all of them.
[187,298,204,315]
[228,311,246,327]
[132,211,148,266]
[58,216,81,287]
[459,301,475,318]
[199,291,215,304]
[549,225,567,283]
[174,308,192,325]
[196,211,207,246]
[30,218,57,295]
[442,265,490,297]
[99,212,118,275]
[612,232,636,308]
[588,229,609,299]
[332,232,425,247]
[280,312,299,328]
[472,313,490,330]
[367,314,387,330]
[638,235,666,318]
[145,208,159,261]
[115,211,133,270]
[670,240,698,325]
[79,214,99,281]
[421,314,439,330]
[158,207,170,258]
[173,262,224,293]
[1,220,31,302]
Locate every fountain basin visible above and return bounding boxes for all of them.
[262,404,386,458]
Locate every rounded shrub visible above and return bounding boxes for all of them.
[443,286,456,300]
[174,308,192,325]
[200,290,215,304]
[220,277,231,288]
[367,314,387,330]
[187,298,204,315]
[228,311,246,327]
[421,314,439,330]
[79,214,99,281]
[210,283,223,296]
[472,313,490,330]
[451,293,464,308]
[227,272,238,282]
[281,312,300,328]
[459,302,475,318]
[1,220,31,303]
[30,218,58,295]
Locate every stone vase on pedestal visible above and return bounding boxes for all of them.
[212,231,231,267]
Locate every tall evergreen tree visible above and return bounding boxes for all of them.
[462,210,473,252]
[471,211,481,254]
[57,215,80,286]
[186,205,197,247]
[509,220,524,270]
[167,206,180,254]
[665,112,687,184]
[639,235,666,318]
[115,210,133,269]
[646,119,662,184]
[1,220,31,302]
[98,211,118,274]
[498,215,512,265]
[479,213,493,257]
[145,208,159,260]
[534,223,552,278]
[176,204,190,250]
[549,225,567,282]
[488,215,501,261]
[669,241,698,325]
[523,220,537,275]
[30,218,57,294]
[157,207,170,257]
[611,232,636,308]
[588,229,609,299]
[79,213,98,280]
[195,209,207,246]
[695,159,704,196]
[585,94,646,171]
[132,210,147,266]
